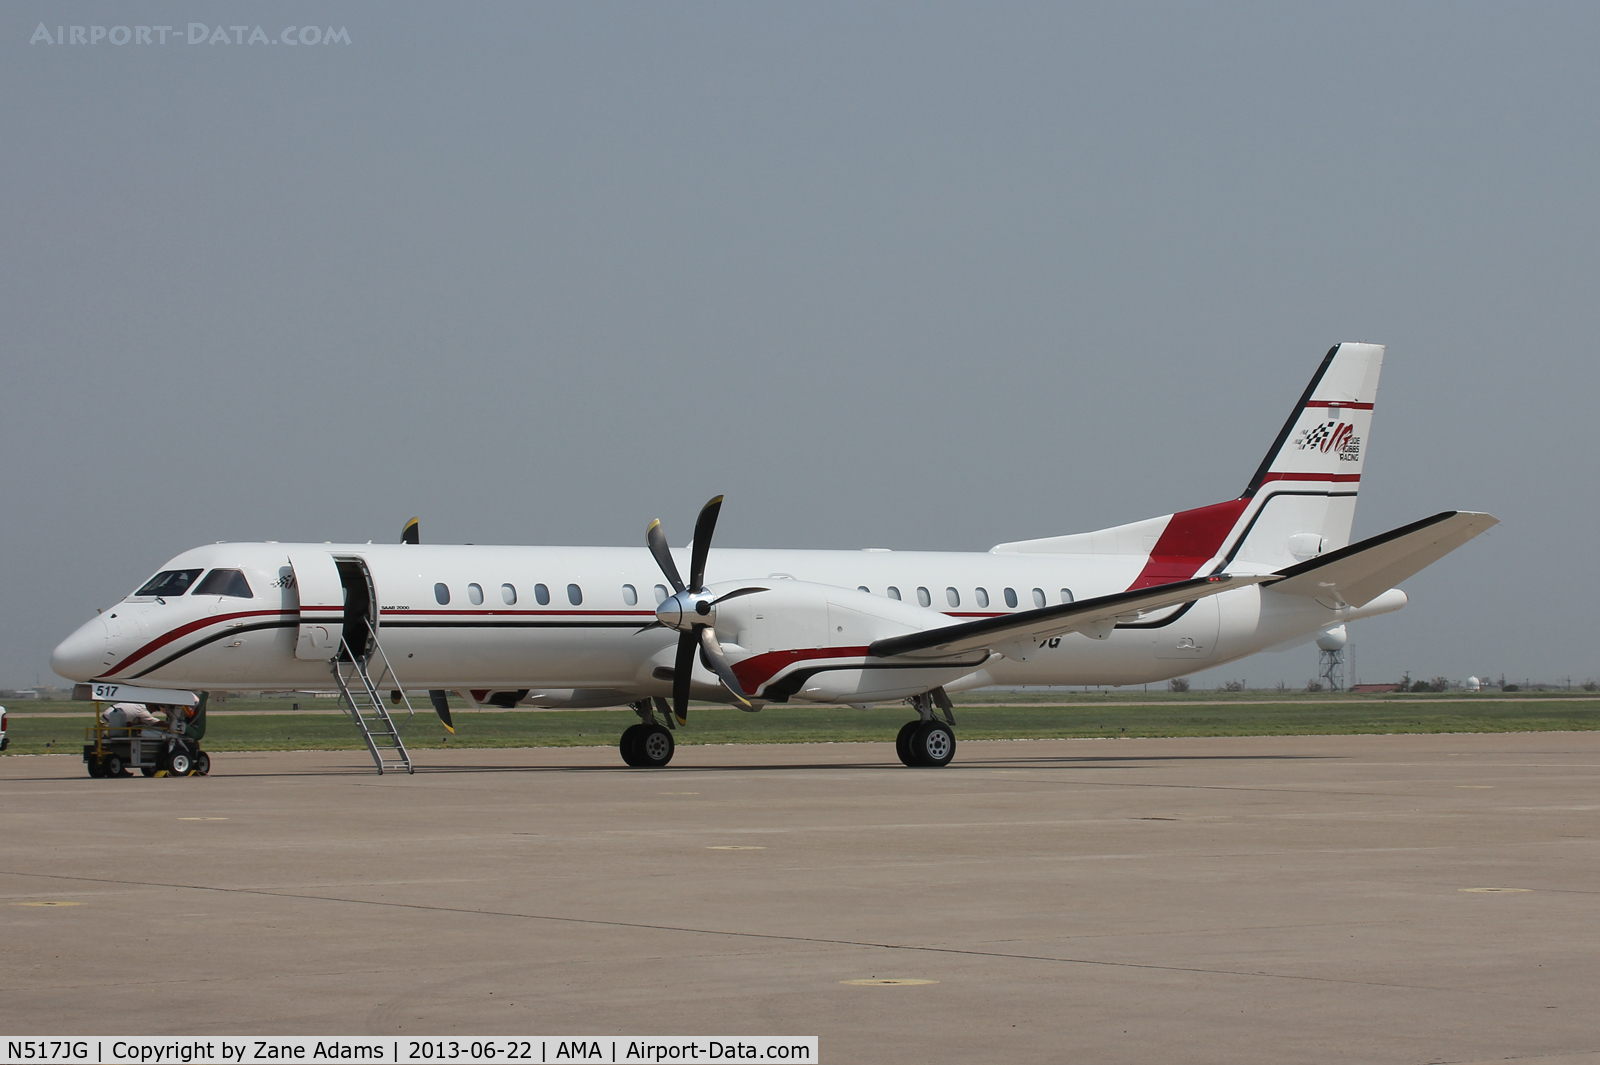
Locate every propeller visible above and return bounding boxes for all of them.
[428,689,455,733]
[641,495,765,723]
[398,516,452,731]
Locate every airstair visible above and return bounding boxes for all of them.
[331,618,416,774]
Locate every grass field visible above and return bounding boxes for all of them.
[4,694,1598,757]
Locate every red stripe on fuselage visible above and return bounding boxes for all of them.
[379,609,655,618]
[104,609,295,676]
[732,646,873,692]
[1260,473,1361,483]
[1125,498,1250,591]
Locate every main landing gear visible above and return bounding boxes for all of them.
[620,698,676,768]
[897,689,957,768]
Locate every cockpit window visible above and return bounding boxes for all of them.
[135,569,203,597]
[192,569,254,598]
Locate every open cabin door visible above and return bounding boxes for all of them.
[290,551,346,660]
[333,557,377,661]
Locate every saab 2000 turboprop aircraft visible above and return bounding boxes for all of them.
[53,343,1496,770]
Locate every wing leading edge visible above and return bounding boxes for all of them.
[867,573,1273,660]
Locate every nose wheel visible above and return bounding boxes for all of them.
[620,701,676,767]
[620,723,675,767]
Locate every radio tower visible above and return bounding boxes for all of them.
[1319,646,1346,691]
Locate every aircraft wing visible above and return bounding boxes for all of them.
[1267,510,1498,608]
[869,573,1273,660]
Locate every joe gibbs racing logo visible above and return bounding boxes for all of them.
[1295,421,1361,461]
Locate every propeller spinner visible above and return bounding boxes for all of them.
[641,495,764,723]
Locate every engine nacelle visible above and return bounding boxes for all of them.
[708,580,990,705]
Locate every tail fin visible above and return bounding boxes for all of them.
[991,342,1385,586]
[1230,341,1384,568]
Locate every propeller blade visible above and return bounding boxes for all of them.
[402,517,420,545]
[673,629,697,723]
[653,695,681,726]
[688,495,724,592]
[699,625,753,708]
[634,620,665,635]
[647,519,686,593]
[428,690,454,733]
[712,586,767,606]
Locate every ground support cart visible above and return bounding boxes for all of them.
[80,684,210,778]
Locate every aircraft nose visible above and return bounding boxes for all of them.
[51,617,110,681]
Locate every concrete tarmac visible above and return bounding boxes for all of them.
[3,733,1598,1064]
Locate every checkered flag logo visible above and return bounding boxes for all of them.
[1296,422,1336,450]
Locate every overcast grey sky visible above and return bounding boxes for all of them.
[3,3,1595,691]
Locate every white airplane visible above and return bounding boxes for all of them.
[52,343,1496,769]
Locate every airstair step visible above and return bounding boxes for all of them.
[331,622,415,775]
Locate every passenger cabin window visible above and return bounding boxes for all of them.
[567,583,583,606]
[534,583,550,606]
[192,569,253,598]
[468,583,484,605]
[622,584,638,606]
[916,587,932,608]
[887,586,901,600]
[501,583,517,605]
[136,569,203,598]
[1004,587,1018,608]
[975,587,989,608]
[1032,587,1046,608]
[654,584,669,604]
[434,583,451,605]
[1060,588,1075,604]
[946,587,960,608]
[858,586,870,593]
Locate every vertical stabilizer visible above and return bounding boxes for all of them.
[1231,342,1384,567]
[992,342,1386,586]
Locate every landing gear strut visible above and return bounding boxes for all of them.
[620,700,676,768]
[897,688,956,768]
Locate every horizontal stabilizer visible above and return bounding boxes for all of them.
[1268,511,1498,607]
[870,573,1272,660]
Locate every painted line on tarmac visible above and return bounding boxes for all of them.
[841,978,937,985]
[0,866,1469,995]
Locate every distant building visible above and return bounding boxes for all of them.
[1350,683,1401,694]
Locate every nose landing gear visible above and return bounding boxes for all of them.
[620,699,676,768]
[896,689,957,767]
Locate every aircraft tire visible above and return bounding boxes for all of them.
[195,751,211,776]
[909,721,955,768]
[636,724,675,768]
[895,721,921,767]
[167,750,193,776]
[619,724,645,766]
